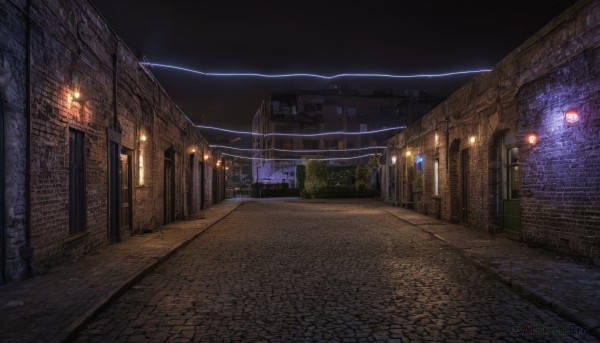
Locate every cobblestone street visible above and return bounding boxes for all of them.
[75,200,593,342]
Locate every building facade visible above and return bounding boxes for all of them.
[383,0,600,263]
[0,0,225,283]
[252,84,439,186]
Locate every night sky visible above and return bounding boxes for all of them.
[91,0,577,137]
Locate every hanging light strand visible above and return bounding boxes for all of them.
[210,144,386,153]
[195,124,405,137]
[221,152,379,161]
[141,62,492,79]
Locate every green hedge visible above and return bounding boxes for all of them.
[302,186,379,199]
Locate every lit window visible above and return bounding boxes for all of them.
[507,147,520,199]
[416,153,424,173]
[434,158,439,196]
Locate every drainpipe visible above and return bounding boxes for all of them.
[24,0,33,277]
[113,43,118,130]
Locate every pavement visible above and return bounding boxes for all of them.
[0,200,242,343]
[382,204,600,339]
[0,197,599,342]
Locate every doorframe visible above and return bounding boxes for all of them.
[164,148,176,224]
[107,129,121,243]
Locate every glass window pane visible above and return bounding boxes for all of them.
[510,165,521,199]
[509,147,519,164]
[434,159,439,196]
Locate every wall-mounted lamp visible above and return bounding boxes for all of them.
[564,109,579,124]
[204,154,210,161]
[225,166,230,171]
[140,134,147,142]
[391,155,397,165]
[216,160,221,167]
[526,133,538,145]
[191,148,196,153]
[469,136,476,145]
[73,85,81,101]
[406,151,412,157]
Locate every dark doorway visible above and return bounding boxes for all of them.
[69,128,86,235]
[212,165,218,204]
[120,149,132,235]
[0,96,4,284]
[503,133,521,237]
[461,148,471,223]
[488,131,506,232]
[449,139,461,223]
[108,141,120,242]
[188,154,194,215]
[200,160,205,209]
[164,148,176,224]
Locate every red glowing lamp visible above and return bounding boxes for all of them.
[526,133,538,145]
[564,109,579,124]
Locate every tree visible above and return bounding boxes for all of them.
[355,154,381,191]
[304,160,329,195]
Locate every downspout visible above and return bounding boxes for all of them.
[113,42,118,130]
[24,0,33,277]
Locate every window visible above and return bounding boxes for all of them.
[336,106,343,116]
[507,147,520,199]
[306,103,322,112]
[434,158,439,196]
[359,124,367,132]
[303,140,319,149]
[380,107,398,117]
[415,153,424,173]
[347,107,356,117]
[69,128,86,235]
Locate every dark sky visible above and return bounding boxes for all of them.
[92,0,577,134]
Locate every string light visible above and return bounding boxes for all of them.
[141,62,492,79]
[195,124,405,137]
[221,152,379,161]
[210,144,386,153]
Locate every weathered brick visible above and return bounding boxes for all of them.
[384,0,600,263]
[0,0,225,282]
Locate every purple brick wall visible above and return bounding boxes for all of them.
[385,0,600,263]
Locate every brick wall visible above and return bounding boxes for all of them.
[0,1,28,282]
[518,49,600,261]
[0,0,225,281]
[385,0,600,263]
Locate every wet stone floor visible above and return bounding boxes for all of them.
[75,200,593,342]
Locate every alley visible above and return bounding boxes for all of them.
[75,200,591,342]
